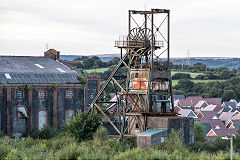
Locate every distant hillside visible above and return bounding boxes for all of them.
[60,55,240,69]
[60,54,119,62]
[171,57,240,69]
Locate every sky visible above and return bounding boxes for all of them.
[0,0,240,58]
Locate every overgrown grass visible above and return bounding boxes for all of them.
[0,135,238,160]
[0,128,239,160]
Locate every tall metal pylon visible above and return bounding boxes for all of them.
[89,9,175,137]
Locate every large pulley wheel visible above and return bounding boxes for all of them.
[128,28,155,48]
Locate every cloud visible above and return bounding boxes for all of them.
[0,0,240,57]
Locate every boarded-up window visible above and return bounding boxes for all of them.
[131,78,148,90]
[152,81,168,91]
[65,110,74,124]
[65,90,73,99]
[38,110,47,130]
[38,90,46,99]
[16,90,23,100]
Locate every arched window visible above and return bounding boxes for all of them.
[65,89,74,99]
[38,110,47,130]
[65,109,74,124]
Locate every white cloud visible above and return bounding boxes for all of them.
[0,0,240,57]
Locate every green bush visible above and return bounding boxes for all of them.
[123,137,137,149]
[27,125,58,139]
[55,143,80,160]
[93,126,109,143]
[0,143,13,159]
[163,129,186,153]
[0,132,5,138]
[63,110,101,142]
[46,135,76,151]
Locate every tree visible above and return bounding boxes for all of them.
[195,74,205,80]
[194,121,206,142]
[108,57,120,66]
[63,110,101,142]
[222,90,236,101]
[235,127,240,150]
[175,79,194,92]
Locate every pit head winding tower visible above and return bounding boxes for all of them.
[89,9,191,138]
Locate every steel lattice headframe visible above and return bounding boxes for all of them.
[89,9,175,137]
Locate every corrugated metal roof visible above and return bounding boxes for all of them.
[0,56,81,83]
[137,129,167,136]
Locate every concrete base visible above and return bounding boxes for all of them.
[147,116,194,145]
[131,116,194,147]
[137,129,168,148]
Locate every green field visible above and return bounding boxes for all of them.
[85,69,225,86]
[85,67,108,73]
[172,79,226,86]
[171,71,203,78]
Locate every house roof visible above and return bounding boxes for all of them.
[236,102,240,107]
[223,102,236,108]
[186,96,203,106]
[201,104,217,111]
[196,118,225,130]
[186,96,203,100]
[232,120,240,129]
[232,119,240,124]
[231,113,240,120]
[213,105,223,113]
[209,119,226,129]
[218,112,234,122]
[178,109,197,118]
[201,111,218,119]
[230,99,238,105]
[0,56,81,84]
[212,128,237,136]
[203,98,222,105]
[173,95,185,100]
[222,106,232,112]
[195,100,208,109]
[178,99,193,107]
[201,122,212,134]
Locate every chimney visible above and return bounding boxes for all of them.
[44,49,60,60]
